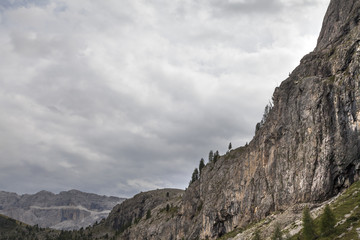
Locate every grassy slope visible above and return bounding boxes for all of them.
[218,181,360,240]
[0,214,18,232]
[0,214,39,240]
[289,180,360,240]
[0,214,63,240]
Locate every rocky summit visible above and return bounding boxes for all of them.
[90,0,360,239]
[0,189,124,230]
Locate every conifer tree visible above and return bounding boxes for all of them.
[320,204,336,236]
[191,168,199,183]
[199,158,205,175]
[252,228,261,240]
[302,207,316,240]
[271,224,282,240]
[209,150,214,162]
[228,142,232,151]
[146,209,151,219]
[213,150,219,163]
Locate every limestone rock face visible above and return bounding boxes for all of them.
[186,1,360,238]
[102,0,360,239]
[0,190,124,230]
[316,0,360,51]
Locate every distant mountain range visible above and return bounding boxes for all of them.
[0,189,125,230]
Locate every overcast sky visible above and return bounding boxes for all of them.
[0,0,330,198]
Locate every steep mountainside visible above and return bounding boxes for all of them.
[92,0,360,239]
[179,0,360,238]
[0,189,124,230]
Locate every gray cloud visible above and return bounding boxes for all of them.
[208,0,283,16]
[0,0,49,11]
[0,0,330,197]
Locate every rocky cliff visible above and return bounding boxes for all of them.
[181,0,360,238]
[0,189,124,230]
[91,0,360,239]
[104,189,184,239]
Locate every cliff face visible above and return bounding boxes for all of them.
[102,0,360,239]
[0,190,124,230]
[187,1,360,238]
[181,0,360,238]
[316,0,360,51]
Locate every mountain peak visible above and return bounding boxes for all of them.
[316,0,360,51]
[35,190,55,196]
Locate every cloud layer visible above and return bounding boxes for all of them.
[0,0,329,197]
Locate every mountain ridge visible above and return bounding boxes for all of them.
[0,189,125,230]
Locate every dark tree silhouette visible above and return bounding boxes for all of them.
[320,204,336,236]
[252,228,261,240]
[199,158,205,175]
[146,209,151,219]
[208,150,214,162]
[302,207,316,240]
[213,150,219,163]
[191,168,199,183]
[271,224,282,240]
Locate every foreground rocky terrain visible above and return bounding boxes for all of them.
[0,189,124,230]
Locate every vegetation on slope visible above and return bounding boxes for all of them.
[0,213,109,240]
[217,180,360,240]
[289,180,360,240]
[0,214,57,240]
